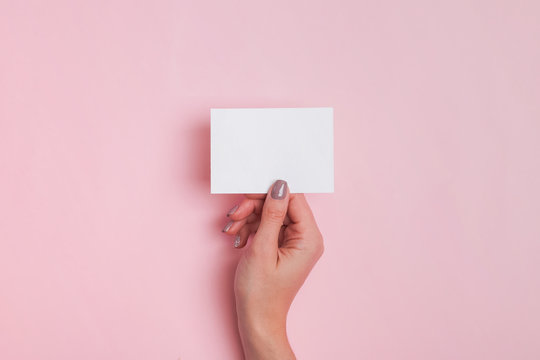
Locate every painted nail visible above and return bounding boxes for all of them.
[271,180,288,200]
[222,221,233,232]
[233,235,241,248]
[227,204,239,217]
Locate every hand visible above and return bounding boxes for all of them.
[222,180,324,359]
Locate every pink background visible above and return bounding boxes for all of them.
[1,1,539,359]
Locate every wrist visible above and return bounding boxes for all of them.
[237,312,295,360]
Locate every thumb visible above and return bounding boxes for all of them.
[250,180,289,256]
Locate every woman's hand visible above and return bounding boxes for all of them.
[222,180,324,359]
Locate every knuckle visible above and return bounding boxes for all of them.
[262,207,286,223]
[312,234,325,258]
[318,242,325,257]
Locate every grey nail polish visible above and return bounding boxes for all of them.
[271,180,288,200]
[233,235,241,248]
[222,220,233,232]
[227,204,239,217]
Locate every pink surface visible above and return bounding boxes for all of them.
[1,1,539,359]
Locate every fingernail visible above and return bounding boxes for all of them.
[233,235,241,248]
[271,180,288,200]
[222,220,233,232]
[227,204,239,217]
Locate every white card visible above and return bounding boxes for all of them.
[211,107,334,194]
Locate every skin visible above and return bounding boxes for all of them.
[222,180,324,359]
